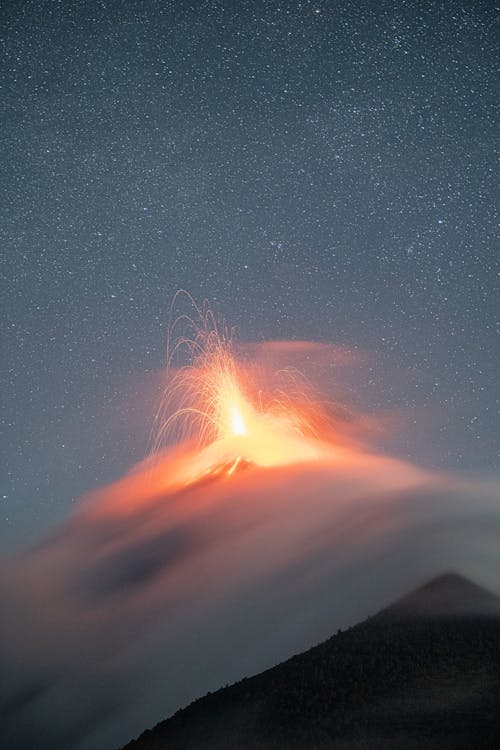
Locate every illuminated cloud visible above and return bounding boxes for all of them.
[2,339,498,749]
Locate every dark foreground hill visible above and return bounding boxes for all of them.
[123,573,500,750]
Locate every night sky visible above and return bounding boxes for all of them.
[2,0,498,547]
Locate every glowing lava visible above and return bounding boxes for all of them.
[229,403,246,436]
[150,297,337,488]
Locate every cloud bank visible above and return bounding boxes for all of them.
[1,441,499,750]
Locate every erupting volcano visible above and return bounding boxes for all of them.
[148,296,341,490]
[4,298,498,750]
[79,297,425,524]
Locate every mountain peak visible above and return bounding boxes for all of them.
[383,571,500,619]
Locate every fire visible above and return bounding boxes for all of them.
[229,403,247,436]
[149,295,339,488]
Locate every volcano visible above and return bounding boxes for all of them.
[122,573,500,750]
[4,313,500,750]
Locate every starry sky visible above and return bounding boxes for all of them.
[1,0,498,546]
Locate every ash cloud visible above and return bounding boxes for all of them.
[1,446,499,750]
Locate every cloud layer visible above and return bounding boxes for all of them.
[1,441,499,750]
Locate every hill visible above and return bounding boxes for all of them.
[122,573,500,749]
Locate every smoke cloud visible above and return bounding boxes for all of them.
[1,341,499,749]
[1,448,499,750]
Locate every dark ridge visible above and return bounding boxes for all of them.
[122,573,500,750]
[379,571,500,620]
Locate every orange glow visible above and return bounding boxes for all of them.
[229,403,246,436]
[78,299,428,520]
[148,295,340,488]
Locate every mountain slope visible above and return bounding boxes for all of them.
[123,573,500,750]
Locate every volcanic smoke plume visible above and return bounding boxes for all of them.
[1,313,499,750]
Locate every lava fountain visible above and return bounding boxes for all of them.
[148,295,340,490]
